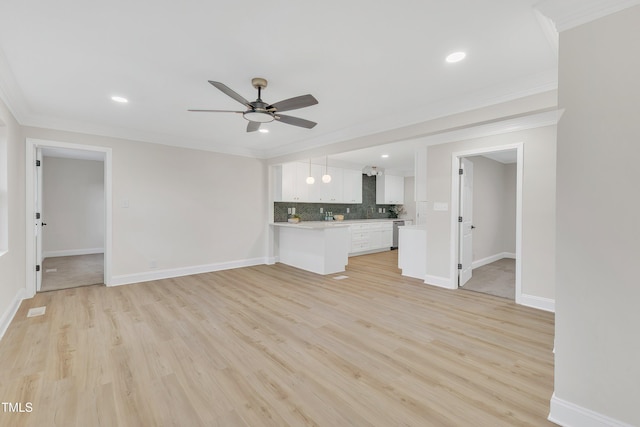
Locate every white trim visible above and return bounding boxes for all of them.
[265,256,278,265]
[535,0,640,32]
[0,288,26,341]
[520,294,555,313]
[450,143,524,298]
[110,257,269,287]
[424,274,456,290]
[26,138,113,297]
[549,393,635,427]
[43,248,104,258]
[471,252,516,270]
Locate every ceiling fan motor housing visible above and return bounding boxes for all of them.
[244,99,274,122]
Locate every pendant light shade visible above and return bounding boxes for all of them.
[322,156,332,183]
[306,159,315,184]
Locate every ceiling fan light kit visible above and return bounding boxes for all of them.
[188,77,318,133]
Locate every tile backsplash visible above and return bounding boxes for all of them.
[274,174,399,222]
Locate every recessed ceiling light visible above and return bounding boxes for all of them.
[111,96,128,103]
[446,52,466,63]
[259,128,269,133]
[381,154,389,158]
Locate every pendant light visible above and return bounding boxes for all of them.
[322,156,332,183]
[306,159,315,184]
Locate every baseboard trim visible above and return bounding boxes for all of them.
[472,252,516,270]
[265,256,278,265]
[0,287,26,341]
[549,393,635,427]
[110,257,269,287]
[519,293,555,312]
[424,274,456,289]
[43,248,104,258]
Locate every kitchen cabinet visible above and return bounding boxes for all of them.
[398,226,427,279]
[376,174,404,204]
[348,221,393,255]
[275,162,362,204]
[272,222,350,275]
[277,162,310,202]
[342,169,363,204]
[306,163,324,202]
[319,166,343,203]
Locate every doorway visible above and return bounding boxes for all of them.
[39,149,105,291]
[450,144,523,303]
[25,139,112,297]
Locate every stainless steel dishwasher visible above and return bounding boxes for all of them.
[392,220,405,249]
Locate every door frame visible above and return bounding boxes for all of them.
[458,157,474,287]
[449,142,523,303]
[25,138,113,297]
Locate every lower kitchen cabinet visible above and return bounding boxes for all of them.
[348,222,393,255]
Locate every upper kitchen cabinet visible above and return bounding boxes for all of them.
[274,162,362,204]
[342,169,362,204]
[320,167,344,203]
[275,162,310,202]
[376,174,404,204]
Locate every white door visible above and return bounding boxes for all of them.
[35,148,43,291]
[458,157,474,287]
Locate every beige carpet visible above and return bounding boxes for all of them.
[41,253,104,292]
[461,258,515,300]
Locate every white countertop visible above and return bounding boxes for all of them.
[400,224,426,230]
[272,218,416,230]
[271,222,350,230]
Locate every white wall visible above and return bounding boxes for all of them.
[0,118,7,253]
[0,97,25,338]
[24,127,269,284]
[43,157,104,257]
[402,176,416,220]
[552,5,640,426]
[467,155,516,263]
[503,163,516,254]
[425,125,556,301]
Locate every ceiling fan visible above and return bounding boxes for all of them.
[189,78,318,132]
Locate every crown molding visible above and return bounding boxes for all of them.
[535,0,640,32]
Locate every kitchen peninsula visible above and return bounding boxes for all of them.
[272,221,350,275]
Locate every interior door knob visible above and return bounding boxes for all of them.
[42,222,47,226]
[471,225,475,229]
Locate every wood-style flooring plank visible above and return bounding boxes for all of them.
[0,251,555,426]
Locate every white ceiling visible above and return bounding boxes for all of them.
[0,1,558,159]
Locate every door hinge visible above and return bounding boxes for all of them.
[458,264,462,270]
[36,160,41,167]
[35,212,41,219]
[459,168,463,175]
[36,265,40,272]
[458,216,462,222]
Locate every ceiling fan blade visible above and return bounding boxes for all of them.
[275,114,317,129]
[269,94,318,112]
[208,81,251,107]
[188,109,243,113]
[247,121,261,132]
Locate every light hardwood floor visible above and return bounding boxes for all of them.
[0,251,555,426]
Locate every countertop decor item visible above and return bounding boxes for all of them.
[288,214,301,223]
